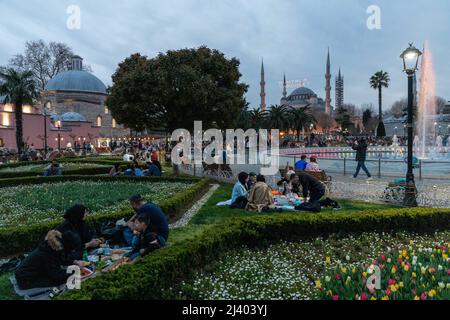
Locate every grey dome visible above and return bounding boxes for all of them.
[45,70,107,94]
[289,87,316,97]
[61,112,87,122]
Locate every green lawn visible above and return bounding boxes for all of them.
[0,183,398,300]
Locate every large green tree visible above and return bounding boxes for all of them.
[0,69,37,155]
[107,47,248,133]
[370,70,390,137]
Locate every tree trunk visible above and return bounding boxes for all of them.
[15,102,24,157]
[378,86,383,121]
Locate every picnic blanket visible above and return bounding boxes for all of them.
[9,275,66,301]
[216,199,232,206]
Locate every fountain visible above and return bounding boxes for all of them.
[417,41,438,159]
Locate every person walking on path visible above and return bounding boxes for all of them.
[352,138,373,180]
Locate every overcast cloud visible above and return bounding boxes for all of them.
[1,0,449,110]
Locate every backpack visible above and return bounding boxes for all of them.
[295,202,322,213]
[100,221,125,244]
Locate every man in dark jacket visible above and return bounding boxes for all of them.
[352,138,373,180]
[123,195,169,247]
[15,230,81,290]
[298,173,326,203]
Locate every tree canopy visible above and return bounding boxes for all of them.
[107,47,248,133]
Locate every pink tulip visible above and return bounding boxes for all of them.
[381,255,386,262]
[332,295,339,301]
[421,293,427,300]
[360,293,368,301]
[385,289,391,296]
[388,279,396,286]
[336,274,341,280]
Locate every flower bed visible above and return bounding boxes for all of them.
[58,208,450,300]
[0,180,191,228]
[178,231,449,300]
[0,177,210,257]
[317,239,449,300]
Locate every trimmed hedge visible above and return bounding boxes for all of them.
[0,158,151,179]
[0,177,210,257]
[58,207,450,300]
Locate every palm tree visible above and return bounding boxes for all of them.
[370,70,390,137]
[266,105,289,131]
[248,108,267,130]
[0,69,37,156]
[288,105,316,141]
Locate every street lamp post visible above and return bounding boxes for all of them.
[400,43,422,207]
[55,120,62,150]
[43,102,51,155]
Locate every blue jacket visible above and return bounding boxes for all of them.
[295,160,308,171]
[147,164,162,177]
[231,182,248,204]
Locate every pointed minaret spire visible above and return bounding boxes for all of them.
[335,67,344,110]
[282,73,287,99]
[325,47,332,115]
[260,59,267,111]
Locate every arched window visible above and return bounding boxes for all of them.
[112,118,116,128]
[105,106,109,114]
[97,115,102,127]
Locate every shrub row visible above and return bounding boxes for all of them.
[58,207,450,300]
[0,158,150,179]
[0,177,210,257]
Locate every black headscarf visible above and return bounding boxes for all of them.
[63,204,87,227]
[238,172,249,189]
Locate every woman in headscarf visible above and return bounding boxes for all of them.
[15,230,82,290]
[56,204,102,261]
[230,172,249,209]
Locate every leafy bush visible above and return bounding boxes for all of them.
[59,207,450,300]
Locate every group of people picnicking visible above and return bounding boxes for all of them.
[14,196,169,291]
[228,168,334,213]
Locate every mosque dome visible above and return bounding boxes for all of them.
[60,112,87,122]
[45,56,107,95]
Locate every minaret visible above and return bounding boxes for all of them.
[325,48,332,115]
[282,73,287,99]
[335,68,344,110]
[260,59,266,111]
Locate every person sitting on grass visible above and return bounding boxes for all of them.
[246,175,276,212]
[109,164,122,177]
[123,195,169,248]
[126,214,165,260]
[56,204,102,261]
[44,160,63,176]
[230,172,249,209]
[305,156,321,172]
[145,161,162,177]
[246,172,257,190]
[15,230,82,290]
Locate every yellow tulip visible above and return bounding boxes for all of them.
[315,280,322,289]
[412,272,417,278]
[371,296,377,300]
[325,257,331,265]
[414,296,420,300]
[382,296,389,300]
